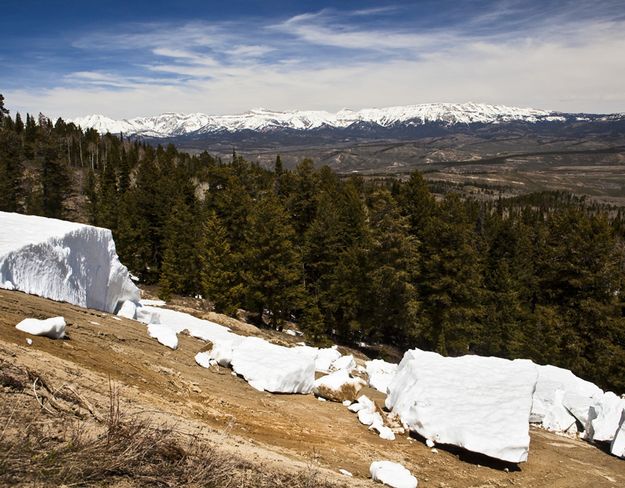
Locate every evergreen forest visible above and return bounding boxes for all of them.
[1,94,625,392]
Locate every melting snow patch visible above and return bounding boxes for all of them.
[588,392,625,442]
[386,348,537,463]
[312,346,342,373]
[330,354,356,373]
[139,299,166,307]
[147,323,178,349]
[195,351,213,369]
[370,461,417,488]
[366,359,398,394]
[313,370,365,402]
[0,212,139,312]
[531,364,603,433]
[16,317,66,339]
[611,410,625,458]
[231,337,316,393]
[117,300,137,319]
[349,395,395,440]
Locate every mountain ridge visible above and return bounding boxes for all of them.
[71,102,584,139]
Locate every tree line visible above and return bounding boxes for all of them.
[1,94,625,392]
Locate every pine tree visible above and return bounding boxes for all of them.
[159,196,200,299]
[198,211,241,313]
[363,189,420,344]
[286,159,318,236]
[84,169,98,224]
[97,161,118,231]
[0,94,8,122]
[0,128,22,212]
[41,145,71,218]
[398,171,435,237]
[14,112,24,134]
[418,194,485,355]
[242,193,304,328]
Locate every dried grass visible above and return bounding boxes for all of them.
[0,365,342,488]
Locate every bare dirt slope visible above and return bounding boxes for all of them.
[1,289,624,487]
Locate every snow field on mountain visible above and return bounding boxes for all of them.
[0,212,139,313]
[71,102,559,138]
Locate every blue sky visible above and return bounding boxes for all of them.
[1,0,625,118]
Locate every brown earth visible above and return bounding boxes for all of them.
[1,289,624,487]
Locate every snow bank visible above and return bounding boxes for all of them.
[117,300,137,319]
[313,346,342,372]
[231,337,316,393]
[0,212,139,313]
[15,316,66,339]
[611,411,625,458]
[589,392,625,442]
[370,461,417,488]
[330,354,356,373]
[139,299,166,307]
[147,323,178,349]
[386,349,537,463]
[366,359,398,394]
[531,364,603,433]
[137,305,237,345]
[207,338,241,367]
[313,370,365,402]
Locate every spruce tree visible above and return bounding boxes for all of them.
[0,128,22,212]
[363,189,420,344]
[242,192,304,328]
[159,196,200,299]
[41,145,71,218]
[418,194,485,355]
[198,211,241,314]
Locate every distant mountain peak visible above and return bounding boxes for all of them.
[71,102,565,138]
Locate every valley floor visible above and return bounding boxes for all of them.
[1,289,624,487]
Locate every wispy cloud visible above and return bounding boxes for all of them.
[4,1,625,117]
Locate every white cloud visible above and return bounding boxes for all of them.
[5,5,625,117]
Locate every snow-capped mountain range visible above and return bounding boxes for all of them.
[71,102,569,139]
